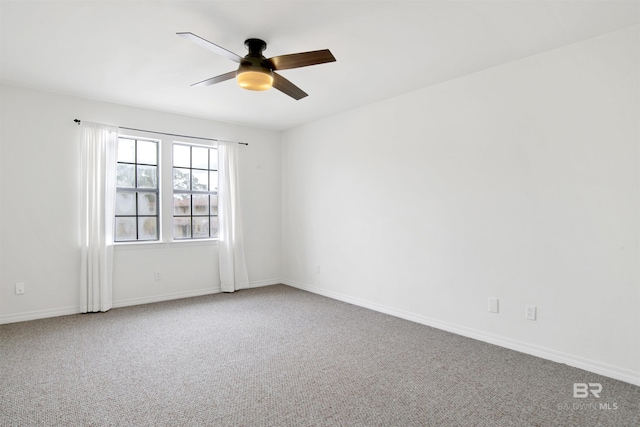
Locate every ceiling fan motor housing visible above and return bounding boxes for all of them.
[236,38,274,91]
[244,38,267,56]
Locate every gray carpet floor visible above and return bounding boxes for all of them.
[1,284,638,426]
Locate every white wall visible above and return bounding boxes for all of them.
[0,84,282,322]
[1,25,637,386]
[282,26,640,384]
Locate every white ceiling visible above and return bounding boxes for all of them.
[1,1,638,131]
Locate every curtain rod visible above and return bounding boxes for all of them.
[73,119,248,146]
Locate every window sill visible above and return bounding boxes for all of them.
[113,239,218,251]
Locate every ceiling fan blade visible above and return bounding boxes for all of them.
[191,71,237,87]
[272,73,308,100]
[177,32,242,63]
[268,49,336,70]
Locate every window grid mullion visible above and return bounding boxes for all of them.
[172,143,218,240]
[114,136,159,242]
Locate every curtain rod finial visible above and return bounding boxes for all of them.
[74,119,81,125]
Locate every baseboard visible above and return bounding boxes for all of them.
[0,306,82,325]
[242,278,283,289]
[113,279,280,307]
[112,287,222,308]
[0,280,280,325]
[282,279,640,387]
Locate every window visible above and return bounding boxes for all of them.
[113,136,220,243]
[172,143,219,239]
[115,137,159,241]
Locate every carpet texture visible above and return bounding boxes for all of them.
[1,284,638,426]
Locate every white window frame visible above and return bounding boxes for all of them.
[171,142,219,241]
[113,132,221,246]
[114,135,161,243]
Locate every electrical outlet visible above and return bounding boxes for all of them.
[488,298,499,313]
[526,305,536,320]
[15,283,25,295]
[154,272,161,281]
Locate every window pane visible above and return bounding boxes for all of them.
[138,217,157,240]
[173,144,190,168]
[171,143,219,242]
[209,148,218,171]
[193,217,209,238]
[115,191,136,215]
[210,216,219,238]
[193,194,208,215]
[173,194,191,216]
[173,168,190,190]
[117,164,135,188]
[116,136,160,243]
[137,140,157,165]
[210,195,218,215]
[115,217,136,241]
[192,146,208,169]
[173,217,191,239]
[117,138,135,163]
[192,170,208,191]
[137,165,157,189]
[138,192,157,215]
[210,171,218,192]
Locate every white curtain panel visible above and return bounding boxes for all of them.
[80,122,118,312]
[218,141,249,292]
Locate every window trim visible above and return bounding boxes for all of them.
[113,133,220,246]
[171,142,219,241]
[114,135,161,243]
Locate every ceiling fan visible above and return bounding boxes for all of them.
[177,32,336,100]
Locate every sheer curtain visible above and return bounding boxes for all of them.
[218,141,249,292]
[80,122,118,312]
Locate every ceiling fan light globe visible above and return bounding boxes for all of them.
[237,70,274,91]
